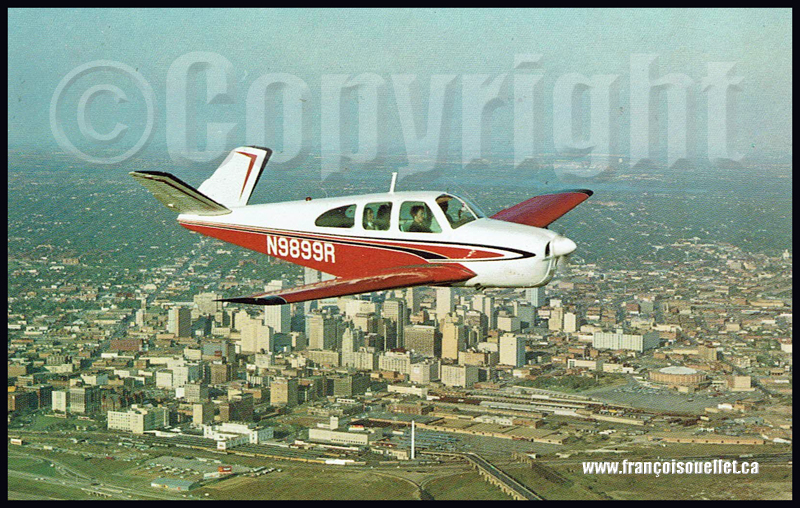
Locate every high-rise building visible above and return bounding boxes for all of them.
[525,287,546,307]
[306,312,339,350]
[698,342,719,361]
[263,280,291,333]
[194,292,222,315]
[404,325,441,358]
[440,364,479,388]
[209,362,233,385]
[135,308,145,328]
[270,377,298,407]
[563,312,578,333]
[351,349,378,371]
[435,287,454,323]
[514,303,535,326]
[458,350,498,367]
[497,314,521,332]
[332,374,370,397]
[240,313,274,354]
[375,318,396,351]
[441,319,466,360]
[409,361,439,384]
[156,369,175,389]
[352,313,377,335]
[472,294,497,329]
[549,307,564,331]
[107,405,168,434]
[193,402,215,426]
[303,268,338,311]
[499,334,526,367]
[303,267,321,315]
[378,351,414,375]
[67,386,100,414]
[341,327,365,367]
[52,390,67,412]
[219,393,254,422]
[383,298,406,347]
[168,307,192,338]
[184,383,209,403]
[405,287,423,315]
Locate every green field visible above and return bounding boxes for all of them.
[8,455,60,478]
[193,465,421,500]
[7,475,89,500]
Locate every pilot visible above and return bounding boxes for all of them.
[364,208,377,230]
[407,205,431,233]
[376,204,391,230]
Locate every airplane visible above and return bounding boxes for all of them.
[131,146,592,306]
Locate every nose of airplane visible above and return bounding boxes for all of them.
[550,235,577,257]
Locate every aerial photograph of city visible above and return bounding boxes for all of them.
[7,8,792,500]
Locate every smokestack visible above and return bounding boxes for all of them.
[411,420,416,460]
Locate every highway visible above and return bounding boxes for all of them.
[8,450,181,500]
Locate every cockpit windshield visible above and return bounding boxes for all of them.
[435,194,484,229]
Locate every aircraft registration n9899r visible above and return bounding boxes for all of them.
[131,146,592,306]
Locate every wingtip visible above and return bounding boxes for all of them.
[215,295,287,306]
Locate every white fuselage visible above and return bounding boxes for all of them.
[178,190,571,288]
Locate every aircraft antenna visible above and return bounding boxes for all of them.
[389,172,398,194]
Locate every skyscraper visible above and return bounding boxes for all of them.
[340,327,365,367]
[168,306,192,338]
[240,313,274,354]
[406,287,423,314]
[194,292,222,315]
[472,294,496,329]
[563,312,578,333]
[525,287,546,307]
[435,287,454,323]
[441,318,466,360]
[499,334,526,367]
[383,298,406,347]
[270,377,298,407]
[67,386,100,414]
[404,324,441,358]
[306,312,339,350]
[263,280,291,333]
[549,307,564,331]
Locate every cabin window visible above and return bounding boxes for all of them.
[363,202,392,231]
[315,204,356,228]
[435,194,479,229]
[399,201,441,233]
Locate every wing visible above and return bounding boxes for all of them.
[491,189,592,228]
[218,264,476,305]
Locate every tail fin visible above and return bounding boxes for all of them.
[197,146,272,208]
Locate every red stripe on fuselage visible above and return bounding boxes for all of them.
[181,220,507,261]
[179,220,521,278]
[235,151,259,201]
[181,221,429,278]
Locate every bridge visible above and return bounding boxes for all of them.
[422,451,542,501]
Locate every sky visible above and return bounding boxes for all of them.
[7,8,793,165]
